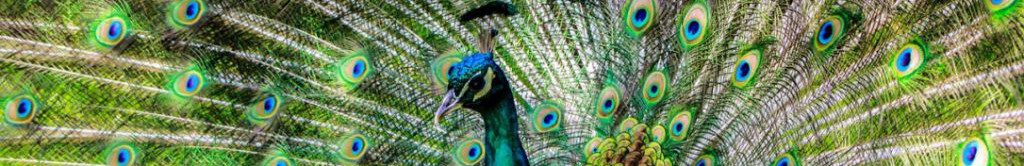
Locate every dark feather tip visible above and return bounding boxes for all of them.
[459,1,518,22]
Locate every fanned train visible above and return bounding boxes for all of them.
[1,0,1024,165]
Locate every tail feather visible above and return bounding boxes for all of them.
[1,0,1024,165]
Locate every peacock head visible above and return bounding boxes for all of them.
[434,52,511,126]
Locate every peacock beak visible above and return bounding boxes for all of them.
[434,90,461,128]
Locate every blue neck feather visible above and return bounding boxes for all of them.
[478,86,529,166]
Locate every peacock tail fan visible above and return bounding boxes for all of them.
[1,0,1024,165]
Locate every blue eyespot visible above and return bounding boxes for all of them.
[352,61,366,79]
[685,21,701,40]
[185,2,199,19]
[247,93,282,126]
[694,154,718,166]
[338,54,372,91]
[16,99,31,118]
[595,86,621,118]
[6,95,39,125]
[105,144,138,166]
[679,2,709,50]
[963,141,979,165]
[264,156,293,166]
[958,138,989,166]
[777,157,790,166]
[169,0,207,28]
[468,144,480,160]
[351,138,363,154]
[263,97,276,114]
[774,153,800,166]
[735,61,751,81]
[818,21,834,44]
[185,75,199,92]
[673,123,683,134]
[585,137,603,157]
[117,149,130,165]
[641,71,667,105]
[533,101,564,132]
[669,111,693,141]
[896,49,912,72]
[648,85,659,97]
[108,21,123,40]
[993,0,1005,5]
[623,0,657,37]
[633,9,648,27]
[542,113,556,127]
[339,134,370,161]
[105,144,141,166]
[94,17,130,48]
[731,50,762,88]
[891,42,928,79]
[172,71,205,97]
[455,139,485,165]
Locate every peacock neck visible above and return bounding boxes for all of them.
[477,89,529,166]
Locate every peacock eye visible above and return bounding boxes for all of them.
[469,77,485,90]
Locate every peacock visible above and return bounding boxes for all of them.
[2,0,1024,165]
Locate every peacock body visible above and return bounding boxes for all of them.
[1,0,1024,165]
